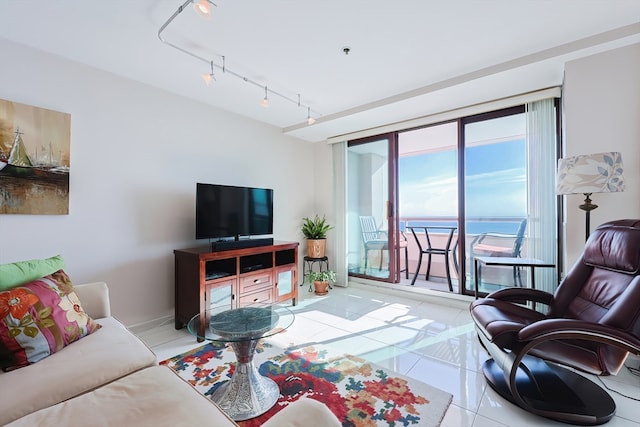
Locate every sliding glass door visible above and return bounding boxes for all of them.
[398,122,459,291]
[347,134,401,283]
[343,99,559,294]
[463,102,559,296]
[463,108,528,295]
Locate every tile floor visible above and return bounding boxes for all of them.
[135,283,640,426]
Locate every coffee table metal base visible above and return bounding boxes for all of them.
[211,340,279,421]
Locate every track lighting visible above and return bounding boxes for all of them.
[202,61,215,85]
[192,0,214,19]
[307,107,315,125]
[202,73,214,85]
[159,0,320,125]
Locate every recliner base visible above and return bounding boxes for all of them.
[483,355,615,425]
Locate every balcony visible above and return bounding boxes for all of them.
[356,217,527,295]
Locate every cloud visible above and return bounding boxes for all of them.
[399,168,526,217]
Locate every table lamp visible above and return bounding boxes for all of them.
[557,151,625,241]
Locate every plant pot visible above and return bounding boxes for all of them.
[313,280,330,296]
[307,239,326,258]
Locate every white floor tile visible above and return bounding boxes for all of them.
[439,404,477,427]
[357,344,422,376]
[470,414,510,427]
[414,329,488,373]
[406,355,487,413]
[597,375,640,423]
[604,417,640,426]
[477,385,569,426]
[312,328,392,357]
[137,285,640,427]
[151,330,203,361]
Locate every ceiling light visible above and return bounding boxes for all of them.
[159,0,320,125]
[307,107,315,125]
[193,0,213,19]
[202,73,214,85]
[202,61,215,85]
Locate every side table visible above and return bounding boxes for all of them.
[300,256,331,292]
[474,256,555,308]
[187,305,295,421]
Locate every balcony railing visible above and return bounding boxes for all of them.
[399,216,527,292]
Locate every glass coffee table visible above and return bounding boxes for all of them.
[187,305,294,421]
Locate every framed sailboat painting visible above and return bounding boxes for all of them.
[0,98,71,214]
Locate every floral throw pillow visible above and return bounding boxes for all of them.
[0,270,102,371]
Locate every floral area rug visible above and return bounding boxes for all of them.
[161,340,452,427]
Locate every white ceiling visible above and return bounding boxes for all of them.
[0,1,639,143]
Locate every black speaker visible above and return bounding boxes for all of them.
[210,238,274,252]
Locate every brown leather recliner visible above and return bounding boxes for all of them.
[470,219,640,425]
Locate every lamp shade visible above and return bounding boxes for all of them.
[556,152,625,195]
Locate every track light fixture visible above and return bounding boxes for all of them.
[158,0,319,125]
[192,0,215,19]
[307,107,315,125]
[202,60,215,85]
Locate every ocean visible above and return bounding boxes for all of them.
[401,219,524,236]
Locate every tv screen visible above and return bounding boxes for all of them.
[196,183,273,240]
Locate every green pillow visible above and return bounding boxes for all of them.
[0,255,66,291]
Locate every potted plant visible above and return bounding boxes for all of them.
[301,215,333,258]
[305,270,337,296]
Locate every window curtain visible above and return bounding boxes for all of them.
[332,141,348,287]
[526,98,558,294]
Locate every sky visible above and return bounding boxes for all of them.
[398,139,527,218]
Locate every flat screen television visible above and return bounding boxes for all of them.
[196,183,273,241]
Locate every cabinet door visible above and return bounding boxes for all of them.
[274,265,297,305]
[205,281,233,319]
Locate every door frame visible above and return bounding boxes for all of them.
[347,133,401,283]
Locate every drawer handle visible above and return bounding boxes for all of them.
[253,298,259,302]
[253,279,260,284]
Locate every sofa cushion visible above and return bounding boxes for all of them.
[0,270,102,371]
[0,255,66,291]
[0,316,157,425]
[262,398,341,427]
[6,366,238,427]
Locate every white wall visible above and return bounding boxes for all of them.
[562,43,640,270]
[0,38,316,326]
[312,142,336,258]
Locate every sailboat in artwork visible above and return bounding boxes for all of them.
[0,128,68,182]
[0,128,34,174]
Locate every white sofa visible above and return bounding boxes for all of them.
[0,282,157,425]
[1,281,340,427]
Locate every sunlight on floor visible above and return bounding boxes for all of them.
[135,284,640,427]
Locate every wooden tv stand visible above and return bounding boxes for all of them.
[173,241,299,331]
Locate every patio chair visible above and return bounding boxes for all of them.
[469,218,527,287]
[469,219,640,425]
[359,216,408,278]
